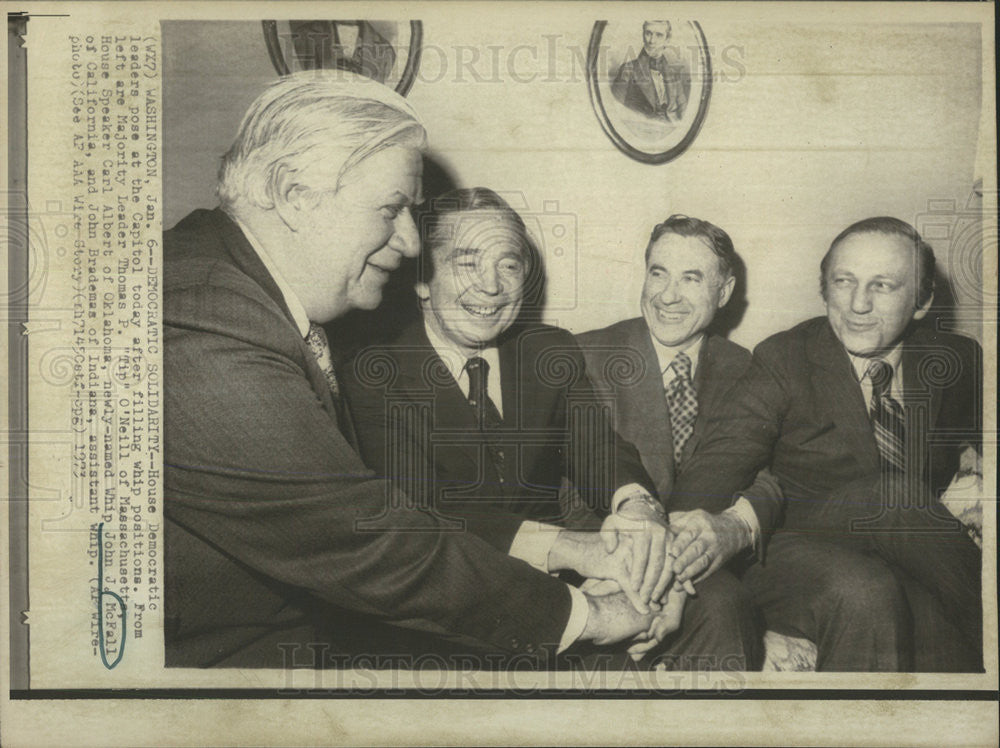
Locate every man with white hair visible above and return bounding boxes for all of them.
[164,72,674,668]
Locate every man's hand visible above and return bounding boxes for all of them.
[578,588,657,646]
[668,509,750,586]
[600,496,676,608]
[548,530,650,612]
[626,585,688,661]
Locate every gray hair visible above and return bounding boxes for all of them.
[217,71,426,211]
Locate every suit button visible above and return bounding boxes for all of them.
[525,643,535,653]
[510,638,520,649]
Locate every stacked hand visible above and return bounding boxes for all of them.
[579,577,687,654]
[599,495,697,604]
[667,508,750,586]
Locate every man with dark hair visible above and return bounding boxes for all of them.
[578,214,771,665]
[611,21,692,122]
[664,216,983,671]
[342,195,759,669]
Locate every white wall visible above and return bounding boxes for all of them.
[163,12,986,349]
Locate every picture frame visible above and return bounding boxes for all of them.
[262,19,423,96]
[587,19,712,164]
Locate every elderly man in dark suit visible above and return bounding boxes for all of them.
[611,20,692,122]
[343,198,760,670]
[665,217,983,671]
[164,73,668,669]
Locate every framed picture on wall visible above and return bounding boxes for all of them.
[587,19,712,164]
[262,20,423,96]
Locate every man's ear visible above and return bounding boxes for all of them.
[716,275,736,309]
[272,163,310,231]
[912,291,934,321]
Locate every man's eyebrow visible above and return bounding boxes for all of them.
[449,247,480,258]
[682,269,705,277]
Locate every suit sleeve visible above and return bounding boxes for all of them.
[165,283,572,653]
[669,341,790,535]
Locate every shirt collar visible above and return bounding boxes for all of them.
[423,319,501,383]
[649,332,704,379]
[231,214,311,338]
[849,342,904,384]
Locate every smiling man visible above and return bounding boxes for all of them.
[343,189,666,603]
[667,216,984,671]
[578,215,769,667]
[164,76,662,669]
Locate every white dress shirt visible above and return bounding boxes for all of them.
[848,343,905,411]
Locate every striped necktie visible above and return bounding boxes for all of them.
[867,359,905,473]
[664,351,698,466]
[305,322,340,399]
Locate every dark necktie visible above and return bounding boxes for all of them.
[867,359,905,473]
[664,351,698,465]
[464,356,503,430]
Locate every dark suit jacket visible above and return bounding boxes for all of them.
[611,50,691,120]
[340,321,655,553]
[671,316,983,541]
[577,318,759,502]
[164,208,572,667]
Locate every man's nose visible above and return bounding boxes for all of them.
[476,263,502,296]
[388,208,420,258]
[850,285,873,314]
[657,278,681,303]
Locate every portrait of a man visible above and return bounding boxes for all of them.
[611,20,692,122]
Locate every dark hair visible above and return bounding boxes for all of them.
[820,216,935,307]
[416,187,531,283]
[644,214,738,279]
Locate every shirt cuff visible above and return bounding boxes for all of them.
[612,483,660,514]
[507,520,562,572]
[558,585,589,653]
[726,497,760,552]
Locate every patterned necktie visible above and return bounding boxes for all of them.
[867,359,905,473]
[464,356,503,430]
[305,322,340,399]
[664,351,698,465]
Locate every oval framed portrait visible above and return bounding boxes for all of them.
[587,20,712,164]
[262,20,423,96]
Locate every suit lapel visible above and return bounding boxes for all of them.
[685,336,731,461]
[214,209,297,326]
[900,327,943,431]
[210,210,347,428]
[397,323,483,476]
[807,320,880,473]
[498,331,520,430]
[624,320,675,496]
